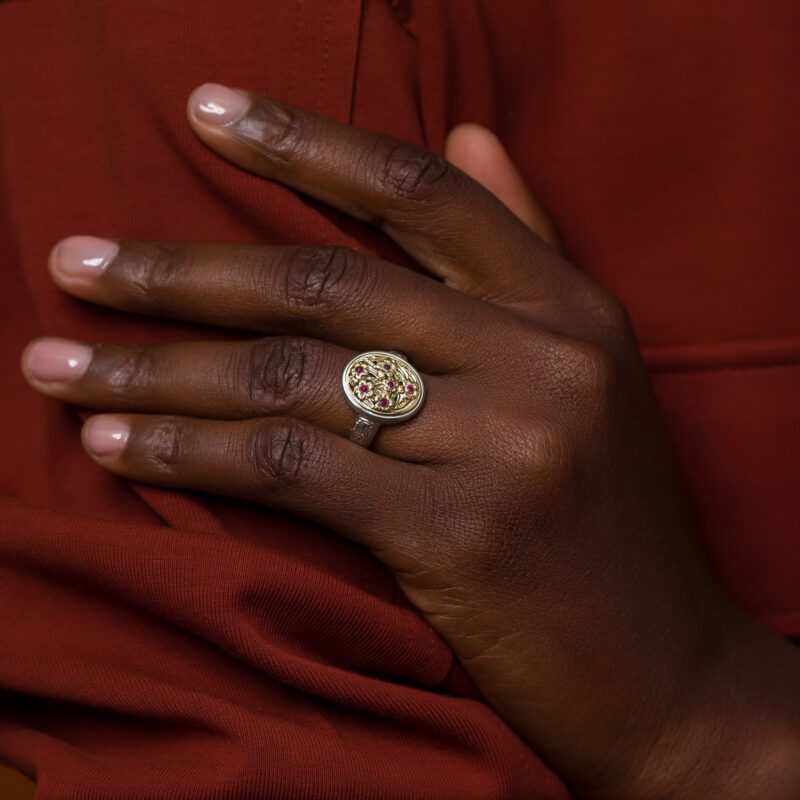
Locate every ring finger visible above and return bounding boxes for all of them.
[20,335,461,460]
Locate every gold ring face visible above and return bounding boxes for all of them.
[342,351,425,423]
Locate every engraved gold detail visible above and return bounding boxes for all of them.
[344,352,422,419]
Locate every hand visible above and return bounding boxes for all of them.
[21,83,800,798]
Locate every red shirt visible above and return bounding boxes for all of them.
[0,0,797,796]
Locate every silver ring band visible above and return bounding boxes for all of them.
[341,351,425,448]
[349,415,380,448]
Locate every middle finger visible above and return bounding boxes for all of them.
[47,239,514,375]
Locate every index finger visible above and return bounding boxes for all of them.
[186,83,579,303]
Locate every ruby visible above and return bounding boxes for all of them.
[359,384,367,392]
[406,385,415,393]
[383,363,390,370]
[379,397,389,407]
[355,366,363,374]
[387,380,395,389]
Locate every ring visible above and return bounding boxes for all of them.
[342,351,425,448]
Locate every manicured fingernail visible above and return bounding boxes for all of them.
[84,416,130,457]
[50,236,119,280]
[24,338,92,383]
[190,83,250,126]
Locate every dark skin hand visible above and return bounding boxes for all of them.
[21,83,800,798]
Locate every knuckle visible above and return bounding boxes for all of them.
[248,418,321,488]
[99,345,156,403]
[240,337,309,412]
[562,341,620,409]
[526,420,576,495]
[540,335,622,416]
[121,243,191,305]
[143,416,189,472]
[243,99,306,165]
[588,286,634,337]
[502,417,575,492]
[378,145,452,205]
[283,245,372,317]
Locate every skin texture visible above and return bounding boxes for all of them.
[21,85,800,798]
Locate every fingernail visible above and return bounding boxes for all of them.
[190,83,250,126]
[24,338,92,383]
[50,236,119,280]
[84,416,130,457]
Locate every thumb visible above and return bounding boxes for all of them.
[445,123,561,251]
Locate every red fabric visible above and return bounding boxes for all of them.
[0,0,797,796]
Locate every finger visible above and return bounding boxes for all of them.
[21,336,460,460]
[186,83,580,303]
[444,124,562,252]
[80,412,430,554]
[47,238,514,374]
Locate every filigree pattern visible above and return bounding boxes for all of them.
[345,352,423,418]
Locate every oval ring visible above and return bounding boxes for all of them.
[341,351,425,447]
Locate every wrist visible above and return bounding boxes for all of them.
[602,609,800,800]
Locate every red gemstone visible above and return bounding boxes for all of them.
[355,366,363,374]
[380,397,389,407]
[406,385,415,393]
[359,384,367,392]
[387,380,395,389]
